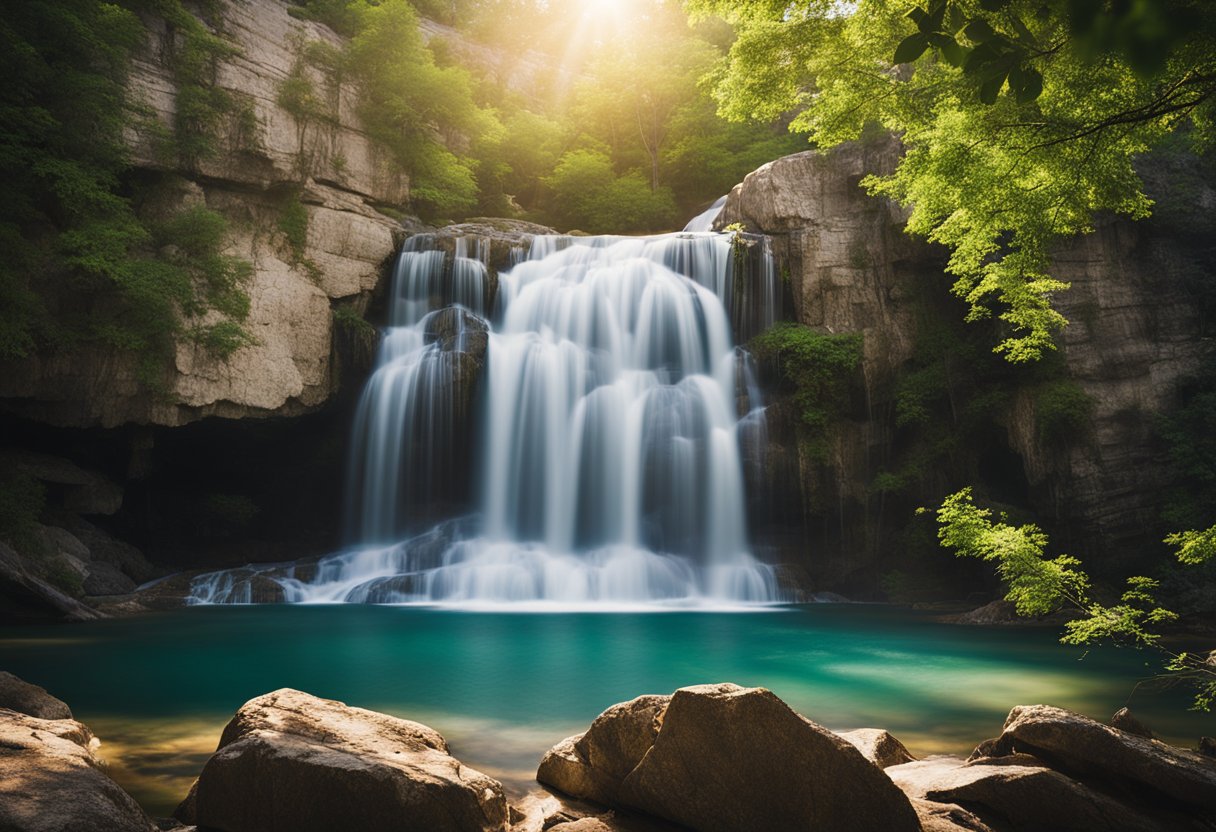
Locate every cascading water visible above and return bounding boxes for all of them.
[190,230,790,608]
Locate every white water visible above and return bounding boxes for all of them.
[683,195,728,232]
[191,231,787,607]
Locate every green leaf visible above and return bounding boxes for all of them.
[979,74,1006,104]
[964,19,998,42]
[979,0,1012,10]
[894,33,931,65]
[1014,67,1044,103]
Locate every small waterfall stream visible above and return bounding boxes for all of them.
[191,230,790,608]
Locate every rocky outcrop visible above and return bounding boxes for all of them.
[882,703,1216,832]
[539,683,921,832]
[538,694,669,808]
[0,708,156,832]
[0,672,72,720]
[889,755,1182,832]
[0,0,405,428]
[979,704,1216,811]
[0,541,103,622]
[722,137,1215,589]
[180,688,509,832]
[838,727,916,768]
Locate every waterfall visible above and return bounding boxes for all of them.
[190,230,788,608]
[683,195,728,232]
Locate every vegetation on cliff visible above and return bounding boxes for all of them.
[688,0,1216,362]
[0,0,254,386]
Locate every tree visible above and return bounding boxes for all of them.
[929,488,1216,710]
[542,149,677,233]
[687,0,1216,361]
[344,0,493,217]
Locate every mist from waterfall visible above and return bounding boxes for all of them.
[190,230,789,608]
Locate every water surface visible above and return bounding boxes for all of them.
[1,604,1209,815]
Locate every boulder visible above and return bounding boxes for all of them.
[1200,737,1215,758]
[0,709,155,832]
[538,694,669,807]
[541,683,920,832]
[1109,707,1153,739]
[186,688,508,832]
[888,755,1194,832]
[980,704,1216,810]
[0,672,72,720]
[64,516,160,584]
[83,561,139,596]
[0,541,102,622]
[837,728,915,768]
[910,799,996,832]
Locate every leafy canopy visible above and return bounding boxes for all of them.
[688,0,1216,361]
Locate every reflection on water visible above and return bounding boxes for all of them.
[0,604,1208,816]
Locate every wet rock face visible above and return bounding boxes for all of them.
[0,709,156,832]
[183,688,509,832]
[539,683,922,832]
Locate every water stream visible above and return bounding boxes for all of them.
[190,231,786,607]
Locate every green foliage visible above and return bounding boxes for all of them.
[278,193,310,262]
[1164,527,1216,566]
[343,0,485,218]
[929,487,1216,709]
[333,304,375,338]
[750,323,862,445]
[0,470,47,556]
[0,1,254,389]
[543,150,678,233]
[689,0,1216,361]
[931,488,1090,616]
[191,320,256,358]
[1035,379,1094,444]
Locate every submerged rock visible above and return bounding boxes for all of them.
[0,672,72,720]
[0,709,155,832]
[182,688,509,832]
[539,683,920,832]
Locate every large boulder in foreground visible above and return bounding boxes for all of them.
[183,688,508,832]
[539,683,920,832]
[0,708,155,832]
[980,704,1216,811]
[0,672,72,720]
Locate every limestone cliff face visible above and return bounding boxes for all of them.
[0,0,404,428]
[723,138,1215,585]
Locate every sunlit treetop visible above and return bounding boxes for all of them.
[688,0,1216,361]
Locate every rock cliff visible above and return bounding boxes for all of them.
[0,0,405,428]
[722,136,1215,589]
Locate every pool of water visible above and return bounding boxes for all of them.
[1,604,1210,815]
